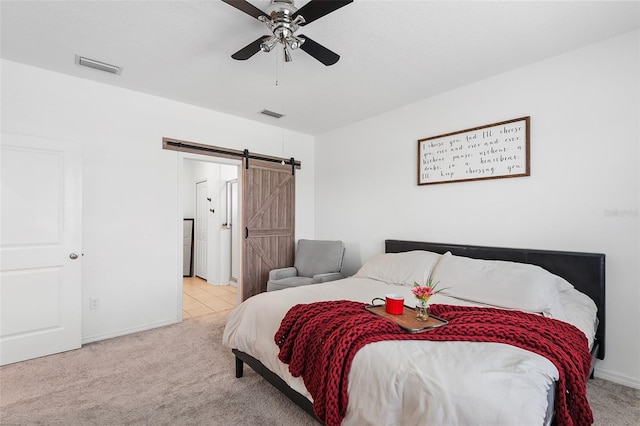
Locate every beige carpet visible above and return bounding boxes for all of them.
[1,312,638,425]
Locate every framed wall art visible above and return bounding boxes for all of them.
[418,116,530,185]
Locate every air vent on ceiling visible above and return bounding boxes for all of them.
[260,109,285,119]
[75,55,122,75]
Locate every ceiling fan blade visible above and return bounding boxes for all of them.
[231,36,268,60]
[298,35,340,66]
[221,0,268,20]
[292,0,353,25]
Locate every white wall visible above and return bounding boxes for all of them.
[315,31,640,388]
[1,59,315,343]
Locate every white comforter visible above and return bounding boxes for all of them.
[222,277,596,426]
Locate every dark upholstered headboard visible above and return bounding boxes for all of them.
[385,240,606,359]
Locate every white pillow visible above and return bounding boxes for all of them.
[431,252,568,320]
[558,288,598,348]
[354,250,442,286]
[555,275,575,292]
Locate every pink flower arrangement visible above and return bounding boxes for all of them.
[412,279,447,302]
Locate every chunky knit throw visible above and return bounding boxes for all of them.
[275,300,593,426]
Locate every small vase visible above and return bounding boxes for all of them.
[415,299,429,322]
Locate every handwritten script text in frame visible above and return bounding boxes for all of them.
[418,116,530,185]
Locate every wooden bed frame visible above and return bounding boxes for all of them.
[232,239,606,423]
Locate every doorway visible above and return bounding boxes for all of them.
[180,156,241,318]
[170,140,299,316]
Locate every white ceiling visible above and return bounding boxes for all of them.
[1,0,639,135]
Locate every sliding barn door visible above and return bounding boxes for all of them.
[242,159,295,300]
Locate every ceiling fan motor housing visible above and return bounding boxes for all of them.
[259,8,305,54]
[265,0,296,16]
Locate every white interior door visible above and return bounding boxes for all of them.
[0,133,82,365]
[194,180,208,279]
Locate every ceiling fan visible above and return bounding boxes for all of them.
[222,0,353,66]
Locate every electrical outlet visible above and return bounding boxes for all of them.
[89,297,99,310]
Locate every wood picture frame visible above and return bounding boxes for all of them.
[418,116,530,185]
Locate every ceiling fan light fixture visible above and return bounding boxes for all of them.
[260,36,278,52]
[287,36,304,50]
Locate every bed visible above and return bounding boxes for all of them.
[222,240,605,425]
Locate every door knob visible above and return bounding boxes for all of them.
[69,252,79,260]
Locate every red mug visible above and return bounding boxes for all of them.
[372,294,404,315]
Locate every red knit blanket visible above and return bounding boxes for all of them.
[275,300,593,426]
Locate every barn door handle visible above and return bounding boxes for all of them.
[245,227,249,239]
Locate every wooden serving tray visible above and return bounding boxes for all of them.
[365,304,448,333]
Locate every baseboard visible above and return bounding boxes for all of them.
[594,366,640,389]
[81,317,180,345]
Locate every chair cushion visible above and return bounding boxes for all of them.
[267,276,314,291]
[294,239,345,278]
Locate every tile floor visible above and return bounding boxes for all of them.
[182,276,237,318]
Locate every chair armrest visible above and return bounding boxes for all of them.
[269,267,298,281]
[312,272,345,284]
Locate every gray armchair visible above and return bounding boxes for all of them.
[266,239,346,292]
